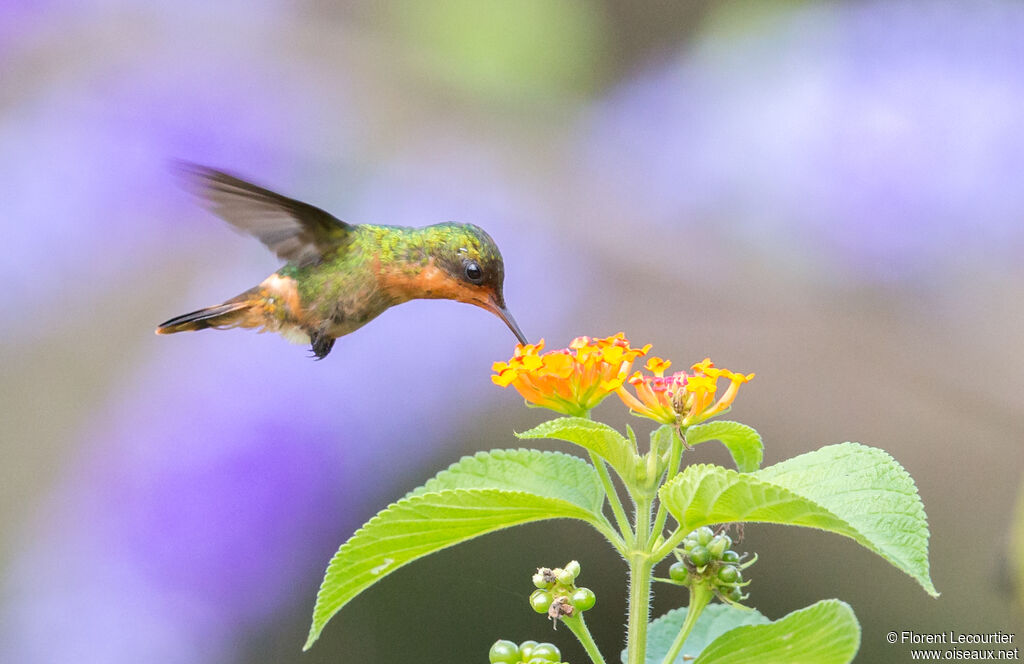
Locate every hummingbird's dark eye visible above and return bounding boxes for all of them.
[464,261,483,284]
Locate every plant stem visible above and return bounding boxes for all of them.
[652,526,690,562]
[563,613,607,664]
[625,497,654,664]
[660,585,713,664]
[590,450,635,546]
[646,434,684,551]
[579,409,635,546]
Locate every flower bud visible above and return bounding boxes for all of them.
[694,526,715,546]
[688,544,711,568]
[717,565,741,585]
[489,640,520,664]
[519,641,539,660]
[571,587,596,611]
[529,589,553,614]
[708,534,730,559]
[529,643,561,662]
[668,561,690,584]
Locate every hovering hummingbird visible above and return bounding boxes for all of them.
[156,164,528,359]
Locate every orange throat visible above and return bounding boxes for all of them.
[375,258,488,307]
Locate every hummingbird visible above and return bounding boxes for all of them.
[156,164,528,359]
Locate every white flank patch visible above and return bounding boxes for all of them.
[280,326,311,345]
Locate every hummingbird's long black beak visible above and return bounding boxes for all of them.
[487,296,528,345]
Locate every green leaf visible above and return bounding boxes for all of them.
[406,448,605,514]
[660,444,937,596]
[650,425,677,458]
[637,604,769,664]
[305,488,601,650]
[636,600,858,664]
[756,443,936,597]
[518,417,636,481]
[684,421,763,472]
[695,599,860,663]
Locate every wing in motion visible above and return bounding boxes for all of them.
[176,162,351,266]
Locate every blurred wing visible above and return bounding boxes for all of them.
[177,162,351,266]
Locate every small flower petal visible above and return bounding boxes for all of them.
[645,357,671,375]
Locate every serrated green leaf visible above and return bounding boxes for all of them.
[756,443,936,596]
[406,448,605,514]
[661,464,852,534]
[684,421,764,472]
[634,600,858,664]
[518,417,636,481]
[635,604,769,664]
[305,488,601,650]
[695,599,860,663]
[660,444,936,596]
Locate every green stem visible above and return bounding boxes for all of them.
[659,584,713,664]
[562,613,607,664]
[590,450,635,546]
[646,433,684,551]
[579,409,634,546]
[625,497,654,664]
[652,526,690,562]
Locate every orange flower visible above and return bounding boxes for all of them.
[492,333,651,416]
[616,357,754,426]
[645,356,672,375]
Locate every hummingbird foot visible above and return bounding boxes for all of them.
[309,330,336,360]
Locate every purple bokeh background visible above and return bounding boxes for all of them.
[582,1,1024,284]
[2,2,1023,662]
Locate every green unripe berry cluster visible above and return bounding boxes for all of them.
[529,560,595,619]
[668,526,755,604]
[488,639,567,664]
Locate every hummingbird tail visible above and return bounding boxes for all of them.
[155,301,253,335]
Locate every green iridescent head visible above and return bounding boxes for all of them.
[426,222,527,344]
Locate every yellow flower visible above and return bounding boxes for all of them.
[491,333,651,416]
[645,356,672,375]
[616,371,683,424]
[616,357,754,426]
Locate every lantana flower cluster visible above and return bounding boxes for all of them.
[491,333,650,417]
[492,333,753,427]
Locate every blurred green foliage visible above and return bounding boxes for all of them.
[388,0,607,102]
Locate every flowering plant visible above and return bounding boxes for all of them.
[305,334,936,663]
